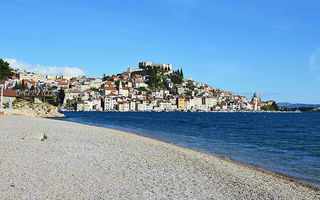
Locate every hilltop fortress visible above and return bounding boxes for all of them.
[127,62,174,75]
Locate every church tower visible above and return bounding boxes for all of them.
[118,81,123,95]
[252,92,261,111]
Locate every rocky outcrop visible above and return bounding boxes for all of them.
[4,99,65,118]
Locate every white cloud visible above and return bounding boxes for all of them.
[309,49,320,80]
[4,58,85,77]
[309,48,320,71]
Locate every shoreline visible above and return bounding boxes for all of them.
[60,110,302,113]
[1,115,319,199]
[54,117,320,191]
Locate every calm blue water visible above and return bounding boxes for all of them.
[57,112,320,187]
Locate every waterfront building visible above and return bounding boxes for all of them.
[177,97,185,110]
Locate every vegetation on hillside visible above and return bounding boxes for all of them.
[102,75,111,81]
[186,80,194,90]
[261,102,279,111]
[115,80,125,88]
[146,67,166,89]
[136,87,147,92]
[168,69,183,84]
[0,59,14,81]
[143,66,184,89]
[279,106,320,112]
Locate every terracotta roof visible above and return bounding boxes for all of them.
[58,82,69,85]
[105,81,114,85]
[105,87,117,90]
[105,93,118,97]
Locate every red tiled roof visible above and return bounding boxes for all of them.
[58,82,69,85]
[105,81,114,85]
[105,93,118,97]
[105,87,117,91]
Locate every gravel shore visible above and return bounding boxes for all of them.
[0,115,319,199]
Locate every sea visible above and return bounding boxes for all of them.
[57,112,320,187]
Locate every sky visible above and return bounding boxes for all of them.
[1,0,320,104]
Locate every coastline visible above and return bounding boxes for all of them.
[59,117,319,191]
[60,109,300,113]
[56,116,319,190]
[0,115,319,199]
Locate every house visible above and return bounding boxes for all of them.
[117,102,124,111]
[175,86,185,95]
[193,96,203,109]
[177,97,184,110]
[104,87,118,95]
[123,101,130,111]
[57,81,69,89]
[129,101,136,111]
[64,89,80,105]
[136,103,146,111]
[104,93,118,110]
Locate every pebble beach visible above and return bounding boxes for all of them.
[0,115,319,199]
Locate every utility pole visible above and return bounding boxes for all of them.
[0,85,3,110]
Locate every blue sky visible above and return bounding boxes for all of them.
[1,0,320,103]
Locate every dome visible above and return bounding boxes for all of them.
[253,92,260,98]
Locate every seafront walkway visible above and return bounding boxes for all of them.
[0,115,319,199]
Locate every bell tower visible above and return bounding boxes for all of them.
[118,81,123,95]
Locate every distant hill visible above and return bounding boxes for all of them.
[278,102,320,108]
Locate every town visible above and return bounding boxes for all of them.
[1,61,277,112]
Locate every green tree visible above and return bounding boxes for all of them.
[58,88,65,105]
[0,59,14,81]
[102,75,111,81]
[21,79,26,90]
[146,67,166,89]
[261,102,280,111]
[186,80,193,89]
[169,73,183,84]
[115,80,125,88]
[89,87,98,91]
[136,87,147,92]
[66,99,71,110]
